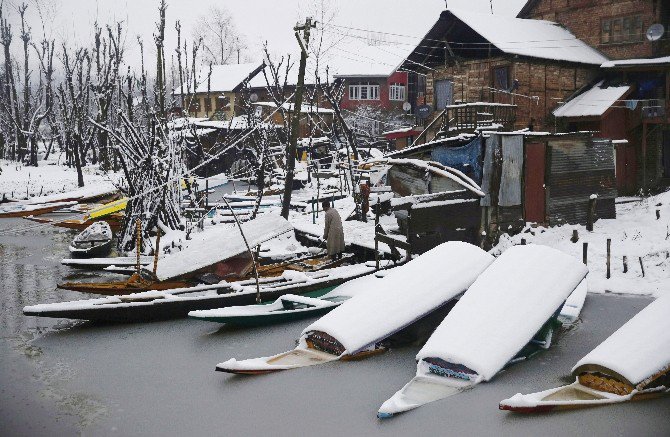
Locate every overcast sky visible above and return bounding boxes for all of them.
[4,0,527,72]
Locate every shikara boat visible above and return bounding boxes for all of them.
[62,256,157,269]
[69,221,113,258]
[0,201,76,218]
[188,270,384,326]
[216,242,495,375]
[23,263,376,323]
[499,294,670,413]
[377,245,588,419]
[25,213,124,232]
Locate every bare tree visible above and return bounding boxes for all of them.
[193,6,246,65]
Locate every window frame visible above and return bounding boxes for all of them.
[348,82,381,101]
[389,83,406,101]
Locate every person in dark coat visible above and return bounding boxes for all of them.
[322,200,345,260]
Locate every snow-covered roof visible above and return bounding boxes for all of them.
[553,80,631,118]
[601,56,670,69]
[447,9,608,65]
[154,215,292,281]
[176,63,264,94]
[193,117,276,130]
[329,43,414,78]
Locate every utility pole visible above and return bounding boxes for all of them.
[281,17,316,219]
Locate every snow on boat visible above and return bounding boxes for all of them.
[58,215,295,295]
[62,256,157,269]
[16,182,119,205]
[188,270,383,326]
[558,278,588,324]
[216,242,495,375]
[0,201,77,218]
[22,263,375,323]
[500,294,670,413]
[68,221,113,258]
[378,245,588,418]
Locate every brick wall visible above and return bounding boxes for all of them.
[524,0,668,60]
[425,57,597,130]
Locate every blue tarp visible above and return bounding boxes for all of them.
[430,136,483,183]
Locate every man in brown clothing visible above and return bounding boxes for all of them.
[322,200,345,260]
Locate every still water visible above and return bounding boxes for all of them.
[1,200,669,436]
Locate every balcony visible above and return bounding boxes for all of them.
[415,102,517,144]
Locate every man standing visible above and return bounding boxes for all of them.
[322,200,345,260]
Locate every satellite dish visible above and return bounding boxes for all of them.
[646,24,664,41]
[249,93,259,103]
[402,102,412,112]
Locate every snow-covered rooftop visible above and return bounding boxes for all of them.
[601,56,670,68]
[329,43,415,78]
[553,80,630,118]
[253,101,335,114]
[404,9,609,68]
[176,63,264,94]
[448,9,608,65]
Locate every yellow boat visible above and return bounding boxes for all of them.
[85,198,128,220]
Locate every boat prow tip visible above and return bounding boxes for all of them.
[376,412,394,419]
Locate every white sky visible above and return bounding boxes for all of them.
[4,0,527,72]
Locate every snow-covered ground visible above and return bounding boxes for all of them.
[0,159,122,200]
[493,190,670,298]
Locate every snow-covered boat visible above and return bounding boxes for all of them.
[188,271,383,326]
[499,294,670,413]
[0,201,76,218]
[216,242,495,375]
[68,221,113,258]
[22,263,376,323]
[377,245,588,418]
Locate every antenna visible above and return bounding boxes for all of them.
[646,23,665,41]
[490,0,494,14]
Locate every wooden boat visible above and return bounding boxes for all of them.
[0,201,77,218]
[377,245,588,419]
[23,263,376,323]
[58,253,353,296]
[216,242,495,375]
[25,213,124,232]
[499,295,670,413]
[62,256,156,269]
[189,270,385,326]
[69,221,113,258]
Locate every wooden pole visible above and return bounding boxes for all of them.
[606,238,611,279]
[587,196,597,231]
[281,16,316,219]
[311,196,315,224]
[571,229,579,243]
[374,205,380,270]
[639,257,645,277]
[656,209,660,220]
[220,197,262,303]
[152,228,162,277]
[520,238,526,245]
[623,255,628,273]
[582,242,588,265]
[135,218,142,276]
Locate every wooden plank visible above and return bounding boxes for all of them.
[375,233,411,251]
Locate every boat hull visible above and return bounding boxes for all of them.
[26,274,366,323]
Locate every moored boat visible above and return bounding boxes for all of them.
[68,221,113,258]
[499,294,670,413]
[188,270,383,326]
[216,242,495,375]
[23,263,376,323]
[0,201,77,218]
[377,245,588,419]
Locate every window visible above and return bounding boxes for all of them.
[204,96,212,112]
[349,82,380,101]
[601,15,644,44]
[389,83,406,101]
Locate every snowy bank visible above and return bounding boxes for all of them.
[492,189,670,298]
